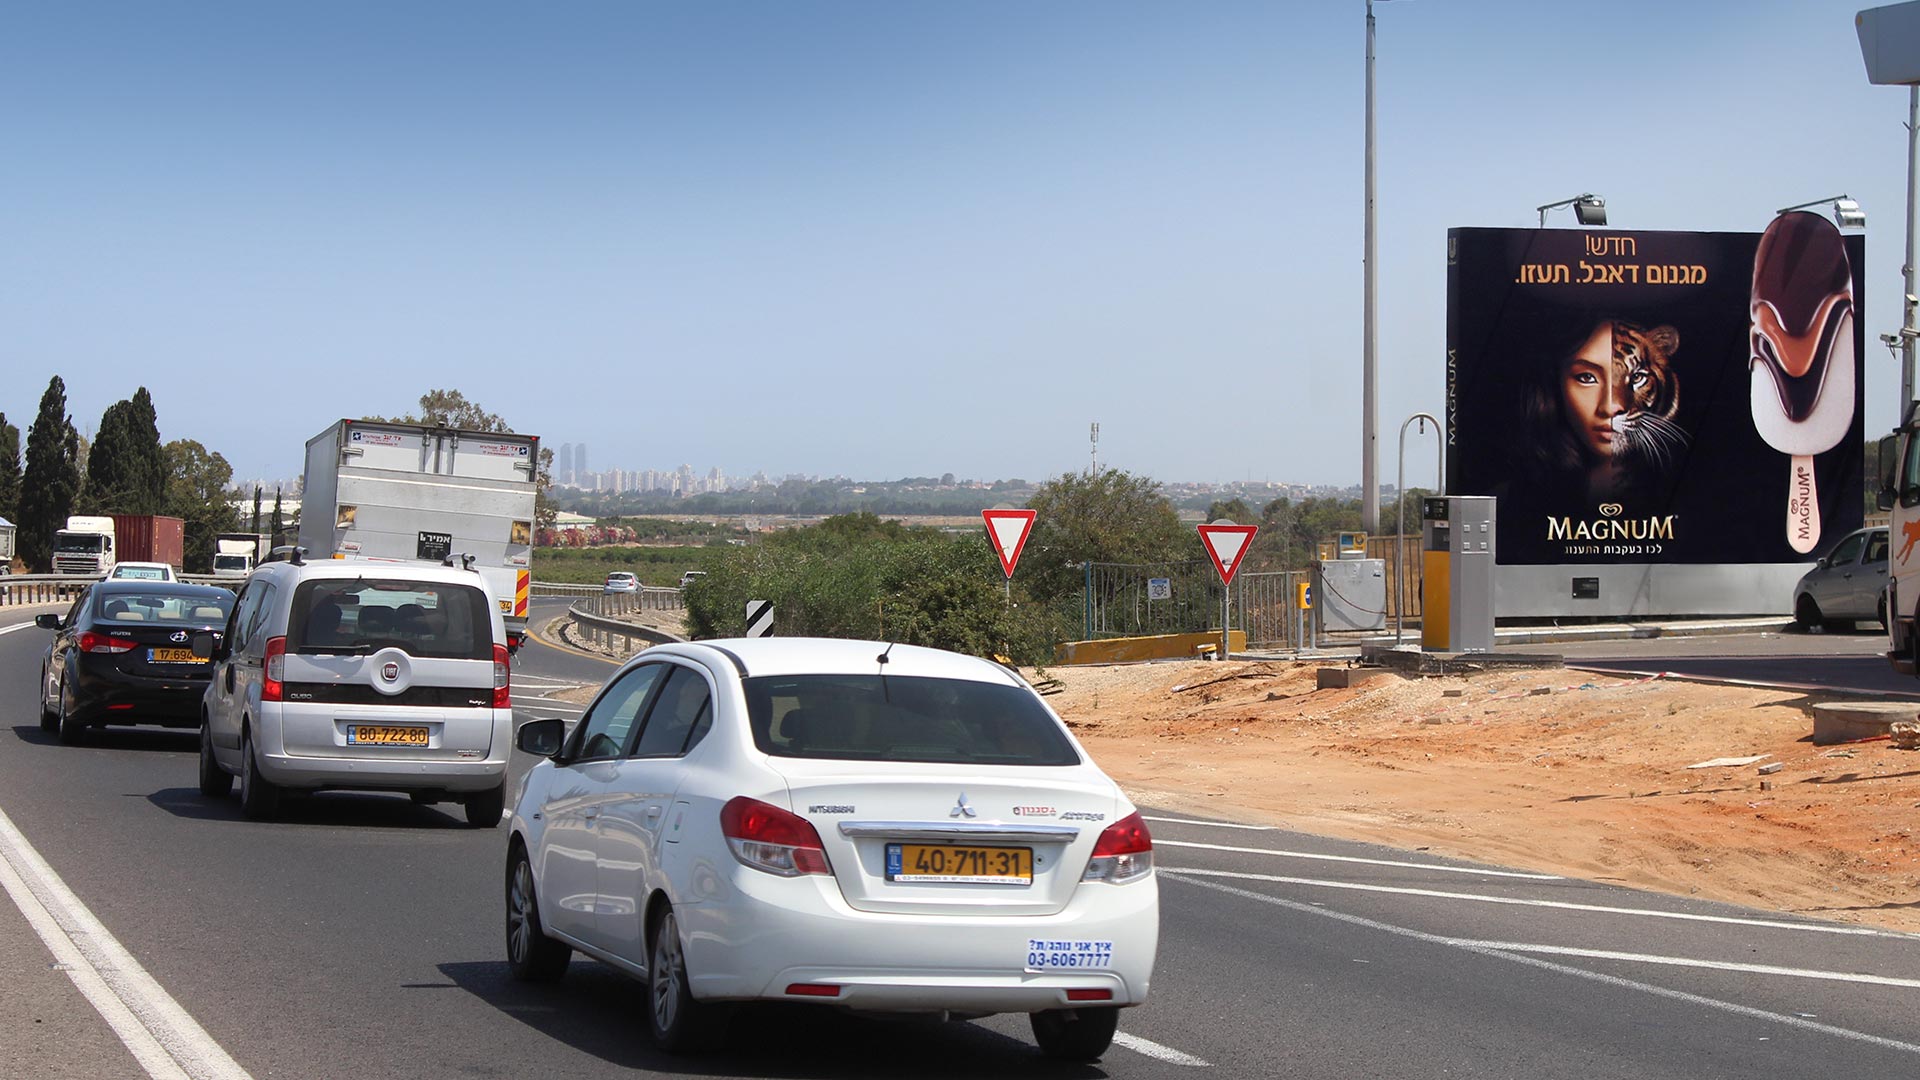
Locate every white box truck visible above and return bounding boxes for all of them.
[213,533,269,578]
[0,515,15,575]
[52,516,118,575]
[299,419,540,643]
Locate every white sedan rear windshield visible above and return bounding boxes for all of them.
[743,675,1080,766]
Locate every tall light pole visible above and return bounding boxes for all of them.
[1858,2,1920,416]
[1361,0,1382,535]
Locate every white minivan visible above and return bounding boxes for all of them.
[195,555,515,825]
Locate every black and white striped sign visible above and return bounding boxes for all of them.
[745,600,774,638]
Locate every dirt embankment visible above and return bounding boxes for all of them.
[1038,659,1920,934]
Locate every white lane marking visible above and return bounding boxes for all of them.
[1112,1031,1211,1067]
[0,804,253,1080]
[0,621,40,636]
[1144,815,1275,831]
[1167,873,1920,1057]
[1161,868,1891,937]
[1156,840,1562,880]
[1470,941,1920,989]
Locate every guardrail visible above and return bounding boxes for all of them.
[0,573,244,608]
[566,597,685,657]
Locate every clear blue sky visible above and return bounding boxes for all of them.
[0,1,1908,487]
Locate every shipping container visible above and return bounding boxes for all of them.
[112,515,186,569]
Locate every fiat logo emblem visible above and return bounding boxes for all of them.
[382,662,400,681]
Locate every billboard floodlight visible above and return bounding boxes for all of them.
[1776,195,1866,229]
[1536,193,1607,228]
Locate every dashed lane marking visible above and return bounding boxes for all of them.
[1112,1032,1211,1067]
[0,621,39,636]
[1166,873,1920,1058]
[1160,867,1892,937]
[0,804,253,1080]
[1156,840,1562,880]
[1143,816,1275,831]
[1468,941,1920,989]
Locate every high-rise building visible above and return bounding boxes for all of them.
[575,444,588,483]
[557,443,573,486]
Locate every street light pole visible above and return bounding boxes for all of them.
[1905,84,1918,411]
[1362,0,1380,535]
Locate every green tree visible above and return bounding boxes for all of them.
[1020,469,1189,604]
[83,388,167,514]
[0,411,21,525]
[18,377,83,571]
[1204,497,1254,524]
[162,440,239,572]
[251,486,263,535]
[270,488,285,545]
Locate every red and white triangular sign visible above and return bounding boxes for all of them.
[981,509,1037,579]
[1197,523,1258,586]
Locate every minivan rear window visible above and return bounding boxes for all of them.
[287,579,493,660]
[743,675,1080,766]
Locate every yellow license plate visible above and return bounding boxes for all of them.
[888,844,1033,885]
[149,648,206,663]
[347,725,429,747]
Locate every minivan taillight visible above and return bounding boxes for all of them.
[720,797,831,877]
[492,643,511,708]
[261,636,287,702]
[76,631,136,654]
[1081,811,1153,884]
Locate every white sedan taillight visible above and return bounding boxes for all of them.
[720,797,831,877]
[1081,811,1153,884]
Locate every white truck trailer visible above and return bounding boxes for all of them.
[299,419,540,643]
[0,515,14,575]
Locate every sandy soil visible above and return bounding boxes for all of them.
[1034,658,1920,934]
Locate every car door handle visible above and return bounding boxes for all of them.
[645,806,663,822]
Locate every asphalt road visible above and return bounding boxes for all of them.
[4,606,1920,1079]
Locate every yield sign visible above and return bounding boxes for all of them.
[981,509,1037,579]
[1197,523,1259,586]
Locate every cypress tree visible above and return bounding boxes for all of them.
[270,488,284,545]
[18,377,82,571]
[0,411,21,525]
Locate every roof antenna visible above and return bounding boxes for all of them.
[876,642,896,667]
[877,642,895,701]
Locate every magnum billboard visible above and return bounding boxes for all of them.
[1446,225,1865,566]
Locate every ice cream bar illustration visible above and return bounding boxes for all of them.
[1750,211,1855,554]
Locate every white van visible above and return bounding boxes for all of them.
[195,555,515,825]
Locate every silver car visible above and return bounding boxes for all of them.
[196,556,515,825]
[1792,526,1889,630]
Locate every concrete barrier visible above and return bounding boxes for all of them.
[1810,701,1918,745]
[1054,631,1248,665]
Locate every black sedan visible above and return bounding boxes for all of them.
[37,580,235,745]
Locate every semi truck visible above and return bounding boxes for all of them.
[213,533,270,578]
[50,514,185,576]
[298,419,539,643]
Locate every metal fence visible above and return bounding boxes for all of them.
[1081,562,1312,650]
[573,587,685,615]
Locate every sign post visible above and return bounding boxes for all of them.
[1197,521,1258,661]
[981,509,1037,605]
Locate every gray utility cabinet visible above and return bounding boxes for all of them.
[1422,495,1496,653]
[1319,558,1387,632]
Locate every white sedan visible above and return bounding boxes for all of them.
[504,637,1158,1060]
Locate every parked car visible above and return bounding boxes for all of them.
[36,580,236,745]
[108,561,178,582]
[678,570,706,590]
[504,637,1158,1059]
[1792,525,1890,630]
[195,555,515,825]
[604,572,640,594]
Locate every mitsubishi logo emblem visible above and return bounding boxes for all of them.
[169,631,188,643]
[949,793,976,819]
[382,662,400,681]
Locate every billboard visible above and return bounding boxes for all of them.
[1446,224,1865,567]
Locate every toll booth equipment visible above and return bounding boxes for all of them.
[1315,533,1386,633]
[1421,495,1495,653]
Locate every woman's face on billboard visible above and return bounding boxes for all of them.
[1562,322,1623,459]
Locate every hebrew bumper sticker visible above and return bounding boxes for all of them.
[1027,939,1114,970]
